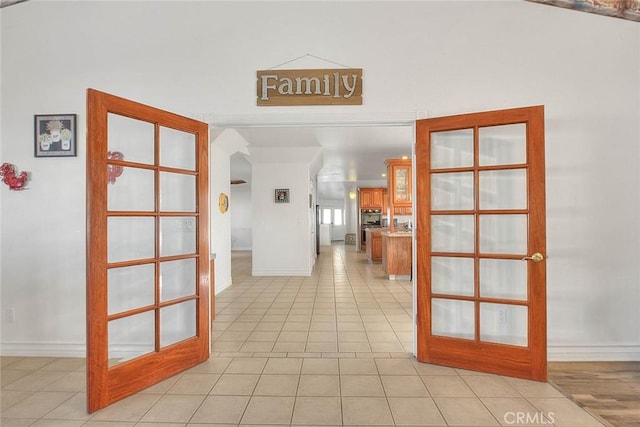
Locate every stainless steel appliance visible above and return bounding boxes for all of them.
[360,210,382,248]
[361,210,381,225]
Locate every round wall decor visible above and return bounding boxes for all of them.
[218,192,229,213]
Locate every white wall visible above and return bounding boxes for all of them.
[1,1,639,360]
[230,186,252,250]
[251,149,318,275]
[210,143,232,294]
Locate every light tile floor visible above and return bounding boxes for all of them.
[0,244,605,426]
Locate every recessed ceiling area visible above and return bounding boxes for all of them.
[229,124,413,200]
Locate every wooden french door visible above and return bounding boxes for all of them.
[86,89,210,412]
[415,106,547,381]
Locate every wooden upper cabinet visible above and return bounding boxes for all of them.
[382,190,389,215]
[386,159,412,207]
[359,187,385,210]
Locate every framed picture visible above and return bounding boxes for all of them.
[275,188,289,203]
[34,114,77,157]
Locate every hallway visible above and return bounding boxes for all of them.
[0,244,605,426]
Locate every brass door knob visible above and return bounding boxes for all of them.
[522,253,544,263]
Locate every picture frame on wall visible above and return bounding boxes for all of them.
[34,114,77,157]
[275,188,289,203]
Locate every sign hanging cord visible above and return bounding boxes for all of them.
[267,53,353,70]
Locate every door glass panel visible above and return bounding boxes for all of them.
[160,216,196,257]
[107,113,155,165]
[108,167,155,212]
[159,127,196,171]
[160,172,196,212]
[108,217,155,262]
[432,257,474,296]
[108,311,155,366]
[431,172,474,211]
[432,298,474,340]
[161,300,196,348]
[479,259,527,300]
[431,129,474,169]
[479,169,527,210]
[480,303,528,347]
[108,264,155,315]
[479,124,526,166]
[431,215,474,253]
[160,258,196,302]
[479,214,527,254]
[395,167,410,202]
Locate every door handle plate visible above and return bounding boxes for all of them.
[522,252,544,263]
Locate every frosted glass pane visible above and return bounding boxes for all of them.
[479,214,527,254]
[161,301,196,348]
[395,167,410,202]
[108,113,155,165]
[479,259,527,300]
[431,129,474,169]
[431,215,474,253]
[480,303,528,346]
[108,217,155,262]
[479,169,526,210]
[432,257,474,297]
[108,311,154,366]
[160,217,196,257]
[160,259,196,302]
[432,299,474,340]
[108,264,155,315]
[108,167,155,212]
[431,172,474,211]
[160,127,196,171]
[479,124,526,166]
[160,172,195,212]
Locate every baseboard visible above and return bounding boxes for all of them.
[548,345,640,361]
[0,341,86,358]
[252,268,311,276]
[215,278,233,294]
[3,342,639,361]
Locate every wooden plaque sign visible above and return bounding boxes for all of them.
[257,68,363,106]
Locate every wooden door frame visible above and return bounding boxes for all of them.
[415,105,547,381]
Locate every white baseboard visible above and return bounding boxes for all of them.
[0,341,86,358]
[252,268,311,276]
[548,345,640,361]
[3,342,639,362]
[215,278,233,294]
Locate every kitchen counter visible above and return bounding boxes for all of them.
[381,231,412,280]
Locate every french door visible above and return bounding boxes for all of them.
[86,89,210,412]
[415,106,547,381]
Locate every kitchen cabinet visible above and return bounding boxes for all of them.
[359,187,385,210]
[386,159,412,207]
[382,190,389,216]
[393,206,412,215]
[365,228,384,262]
[386,158,412,232]
[381,232,412,280]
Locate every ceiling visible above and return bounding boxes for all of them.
[228,124,413,201]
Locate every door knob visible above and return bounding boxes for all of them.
[522,252,544,263]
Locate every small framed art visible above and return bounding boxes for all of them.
[34,114,77,157]
[275,188,289,203]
